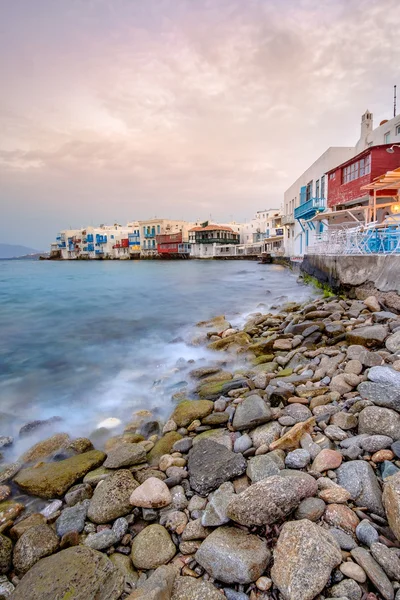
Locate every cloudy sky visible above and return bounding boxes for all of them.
[1,0,399,248]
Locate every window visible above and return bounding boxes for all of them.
[321,175,325,198]
[342,154,371,184]
[396,124,400,136]
[384,132,390,144]
[316,179,320,198]
[111,235,114,239]
[157,225,161,234]
[329,173,335,180]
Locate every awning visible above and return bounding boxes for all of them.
[310,207,368,226]
[361,167,400,192]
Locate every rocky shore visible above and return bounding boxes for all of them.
[1,292,400,599]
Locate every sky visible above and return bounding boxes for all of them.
[1,0,399,249]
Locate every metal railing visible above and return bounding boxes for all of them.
[307,227,400,255]
[294,198,326,220]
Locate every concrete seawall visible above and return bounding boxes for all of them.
[301,254,400,312]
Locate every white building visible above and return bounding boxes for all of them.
[57,224,136,259]
[240,209,283,245]
[138,219,193,256]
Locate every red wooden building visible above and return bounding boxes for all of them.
[156,232,191,257]
[327,145,400,211]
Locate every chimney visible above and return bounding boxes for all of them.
[360,110,373,147]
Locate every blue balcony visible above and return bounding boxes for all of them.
[88,243,94,252]
[87,234,94,243]
[95,249,104,255]
[96,234,107,244]
[144,232,155,238]
[58,242,66,248]
[294,197,326,220]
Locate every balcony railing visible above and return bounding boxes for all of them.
[282,214,295,225]
[294,197,326,220]
[308,226,400,256]
[195,238,240,244]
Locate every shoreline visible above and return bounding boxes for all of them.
[1,288,400,599]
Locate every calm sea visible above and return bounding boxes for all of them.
[0,259,313,459]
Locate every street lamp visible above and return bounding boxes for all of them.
[386,145,400,153]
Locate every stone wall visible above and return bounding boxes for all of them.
[301,254,400,312]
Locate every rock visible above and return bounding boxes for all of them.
[285,449,311,469]
[269,417,316,451]
[234,434,252,453]
[129,477,172,508]
[83,466,113,485]
[226,473,317,526]
[330,412,358,430]
[382,471,400,541]
[188,439,246,496]
[370,542,400,581]
[283,403,312,423]
[13,524,59,574]
[11,546,124,600]
[319,486,351,504]
[40,499,62,518]
[0,574,14,598]
[223,589,249,600]
[202,412,229,425]
[9,513,46,541]
[182,518,211,540]
[195,526,270,584]
[330,578,362,600]
[20,433,71,463]
[19,416,62,436]
[358,406,400,440]
[271,519,341,600]
[360,435,394,453]
[65,482,93,506]
[294,497,325,521]
[160,510,187,534]
[172,400,214,427]
[172,437,192,453]
[382,460,400,480]
[330,374,354,395]
[103,443,146,468]
[169,485,188,510]
[337,460,384,516]
[0,438,13,450]
[249,422,282,449]
[14,450,106,498]
[0,535,12,574]
[201,482,235,526]
[171,576,222,599]
[386,330,400,354]
[128,564,177,599]
[356,519,379,547]
[368,365,400,387]
[148,432,182,466]
[392,440,400,458]
[345,359,363,375]
[88,469,139,524]
[312,449,342,472]
[346,325,388,347]
[324,503,360,533]
[55,500,89,537]
[246,451,285,483]
[109,553,138,590]
[364,296,381,312]
[84,517,128,550]
[232,395,272,431]
[351,547,394,600]
[131,524,176,570]
[372,449,394,462]
[329,527,358,550]
[358,382,400,411]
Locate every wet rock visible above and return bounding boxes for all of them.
[84,517,128,550]
[129,564,177,599]
[232,395,273,430]
[382,471,400,540]
[9,513,46,541]
[356,519,379,547]
[0,535,12,574]
[109,553,138,590]
[370,542,400,581]
[14,449,106,498]
[11,546,124,600]
[227,473,317,526]
[103,443,146,468]
[312,449,342,472]
[294,497,325,521]
[56,499,89,537]
[148,432,182,466]
[172,437,193,453]
[172,576,222,599]
[131,524,176,570]
[88,469,139,524]
[201,482,235,526]
[19,416,62,436]
[336,460,384,516]
[0,438,12,450]
[129,477,172,508]
[195,526,270,584]
[358,406,400,440]
[83,466,113,485]
[271,519,341,600]
[13,524,59,575]
[20,433,71,463]
[351,547,394,600]
[172,400,214,427]
[64,482,93,506]
[188,439,246,496]
[246,451,285,482]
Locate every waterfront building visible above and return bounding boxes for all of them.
[189,223,240,258]
[127,222,141,258]
[139,219,193,257]
[240,209,282,245]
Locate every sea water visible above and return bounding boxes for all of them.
[0,259,313,459]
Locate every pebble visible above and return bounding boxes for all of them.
[285,449,311,469]
[340,561,367,583]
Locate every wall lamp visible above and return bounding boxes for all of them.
[386,145,400,153]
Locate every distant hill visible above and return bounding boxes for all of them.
[0,243,41,258]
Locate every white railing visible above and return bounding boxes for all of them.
[307,227,400,255]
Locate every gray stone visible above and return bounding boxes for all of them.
[355,519,379,547]
[358,406,400,441]
[172,576,222,599]
[246,451,285,483]
[232,395,272,430]
[285,449,311,469]
[227,473,317,526]
[87,469,138,524]
[201,482,235,526]
[84,518,128,550]
[368,365,400,386]
[195,526,270,584]
[381,460,400,480]
[129,565,176,600]
[249,421,282,449]
[172,438,193,453]
[392,440,400,458]
[12,524,59,575]
[346,325,388,347]
[336,460,384,516]
[383,471,400,541]
[131,524,176,570]
[294,497,325,521]
[329,527,358,550]
[371,542,400,581]
[358,382,400,411]
[188,439,246,496]
[169,485,188,510]
[10,546,124,600]
[271,519,341,600]
[386,330,400,354]
[324,425,348,442]
[56,500,89,537]
[283,404,312,423]
[65,483,93,506]
[223,590,249,600]
[360,435,394,453]
[181,518,211,541]
[0,535,12,575]
[330,578,362,600]
[103,443,146,468]
[0,574,14,598]
[233,434,252,453]
[351,547,394,600]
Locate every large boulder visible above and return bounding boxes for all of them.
[88,469,139,524]
[11,546,124,600]
[20,433,71,463]
[358,406,400,440]
[171,400,214,427]
[383,471,400,541]
[232,395,273,431]
[226,473,318,526]
[131,524,176,570]
[13,524,59,575]
[271,520,341,600]
[188,439,246,496]
[336,460,384,516]
[14,450,106,498]
[195,526,270,584]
